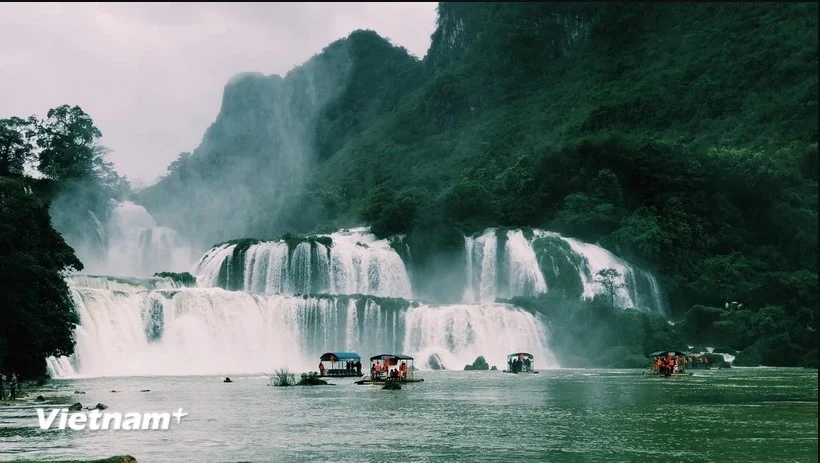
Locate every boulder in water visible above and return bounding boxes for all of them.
[95,403,108,410]
[427,354,445,370]
[464,356,490,371]
[35,395,45,402]
[490,365,497,370]
[297,372,331,386]
[74,390,86,394]
[68,402,82,411]
[223,377,233,383]
[140,389,151,392]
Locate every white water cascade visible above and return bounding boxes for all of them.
[195,227,411,298]
[462,228,666,313]
[46,276,554,377]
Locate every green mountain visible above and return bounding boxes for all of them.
[139,2,817,325]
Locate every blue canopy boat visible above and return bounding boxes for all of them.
[318,352,362,377]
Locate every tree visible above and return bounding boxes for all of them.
[0,177,83,377]
[360,184,426,237]
[595,268,625,309]
[37,105,102,181]
[0,116,36,177]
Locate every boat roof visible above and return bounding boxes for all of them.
[650,350,689,357]
[320,352,361,361]
[507,352,534,358]
[369,354,413,361]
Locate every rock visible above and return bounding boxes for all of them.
[120,457,138,463]
[110,390,118,393]
[95,403,108,410]
[34,395,45,402]
[464,356,489,371]
[427,354,445,370]
[68,402,82,411]
[491,366,497,370]
[74,390,86,394]
[140,389,151,392]
[296,373,330,386]
[223,377,233,383]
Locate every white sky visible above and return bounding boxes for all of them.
[0,2,438,186]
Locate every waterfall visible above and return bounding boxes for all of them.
[194,227,412,298]
[46,278,554,377]
[462,228,665,311]
[65,275,181,291]
[73,201,194,277]
[403,303,555,371]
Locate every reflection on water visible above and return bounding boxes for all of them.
[0,368,816,462]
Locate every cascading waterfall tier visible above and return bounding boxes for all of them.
[463,228,666,313]
[194,227,412,298]
[46,278,554,377]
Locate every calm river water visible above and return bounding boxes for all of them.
[0,368,816,462]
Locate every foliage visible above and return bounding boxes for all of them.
[271,369,296,387]
[0,177,82,377]
[0,116,37,177]
[36,105,102,182]
[595,268,625,309]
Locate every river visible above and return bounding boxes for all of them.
[0,368,816,462]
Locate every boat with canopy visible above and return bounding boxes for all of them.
[355,354,424,385]
[318,352,362,377]
[503,352,539,374]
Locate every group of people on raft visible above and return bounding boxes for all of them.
[651,353,710,375]
[507,357,532,373]
[370,359,409,380]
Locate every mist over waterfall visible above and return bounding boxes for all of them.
[60,201,195,277]
[46,276,553,377]
[195,228,411,298]
[404,304,554,371]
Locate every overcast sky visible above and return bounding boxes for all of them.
[0,2,438,186]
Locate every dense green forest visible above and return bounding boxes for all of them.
[0,106,126,377]
[142,3,817,366]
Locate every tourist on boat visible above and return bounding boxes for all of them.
[318,362,325,376]
[399,361,408,379]
[355,360,362,376]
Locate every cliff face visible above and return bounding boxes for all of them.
[139,31,419,248]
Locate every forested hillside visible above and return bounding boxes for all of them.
[140,3,817,366]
